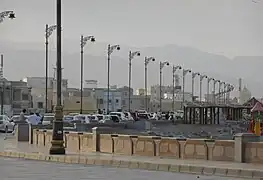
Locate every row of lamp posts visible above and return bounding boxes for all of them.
[159,62,234,112]
[1,3,235,155]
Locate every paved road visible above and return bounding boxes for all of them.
[0,158,249,180]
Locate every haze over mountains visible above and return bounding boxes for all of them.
[1,39,262,97]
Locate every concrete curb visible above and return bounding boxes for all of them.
[0,151,262,179]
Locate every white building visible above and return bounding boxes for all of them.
[22,77,68,111]
[103,90,122,112]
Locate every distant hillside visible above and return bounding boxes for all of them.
[1,40,262,97]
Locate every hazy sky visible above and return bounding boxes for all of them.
[1,0,263,57]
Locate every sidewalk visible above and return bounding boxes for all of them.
[0,137,262,179]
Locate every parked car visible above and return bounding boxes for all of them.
[0,115,15,132]
[124,112,134,121]
[109,112,127,121]
[41,115,55,125]
[89,115,99,123]
[63,115,74,123]
[110,115,121,123]
[99,115,114,124]
[137,113,150,120]
[73,114,90,124]
[11,115,29,123]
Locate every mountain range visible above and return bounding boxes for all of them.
[0,39,262,97]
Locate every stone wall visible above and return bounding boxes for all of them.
[31,129,263,164]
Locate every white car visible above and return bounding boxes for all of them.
[73,115,90,123]
[99,115,114,124]
[42,115,55,125]
[0,115,15,132]
[109,112,127,121]
[124,112,134,121]
[89,115,99,123]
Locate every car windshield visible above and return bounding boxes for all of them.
[63,116,73,121]
[43,116,54,121]
[74,116,85,120]
[97,115,103,120]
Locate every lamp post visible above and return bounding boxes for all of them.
[191,72,200,101]
[224,83,230,103]
[213,80,220,104]
[144,56,155,111]
[172,65,181,111]
[159,61,169,112]
[107,44,120,114]
[45,24,57,113]
[182,69,191,108]
[49,0,65,155]
[199,74,207,102]
[207,77,214,102]
[80,35,95,114]
[219,81,225,104]
[128,51,140,112]
[0,11,15,23]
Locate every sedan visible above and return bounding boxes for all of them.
[0,115,15,133]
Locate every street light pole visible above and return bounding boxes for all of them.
[144,56,155,111]
[45,24,57,113]
[0,11,15,23]
[182,69,191,108]
[159,61,169,112]
[191,72,200,101]
[80,35,95,114]
[49,0,65,155]
[199,74,207,102]
[107,44,120,114]
[207,77,214,102]
[172,65,181,111]
[128,51,140,112]
[213,80,220,104]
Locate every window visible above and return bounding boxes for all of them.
[109,99,111,103]
[122,100,125,105]
[116,99,119,103]
[12,104,21,109]
[37,102,43,109]
[99,98,103,104]
[22,94,28,100]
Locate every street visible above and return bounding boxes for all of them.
[0,157,250,180]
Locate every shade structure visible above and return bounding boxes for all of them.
[251,102,263,112]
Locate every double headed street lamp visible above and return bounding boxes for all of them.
[191,72,200,101]
[144,56,155,111]
[207,77,214,102]
[0,11,15,23]
[199,74,207,102]
[213,80,220,103]
[172,65,181,111]
[159,61,169,112]
[80,35,95,114]
[182,69,191,108]
[128,51,140,112]
[45,24,57,113]
[107,44,120,114]
[49,0,65,155]
[219,81,225,104]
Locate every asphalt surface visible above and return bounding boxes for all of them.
[0,157,250,180]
